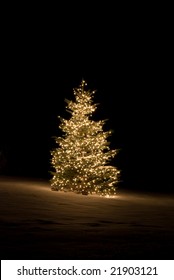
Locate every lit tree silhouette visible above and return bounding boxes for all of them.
[50,80,120,196]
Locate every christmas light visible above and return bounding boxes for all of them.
[50,80,120,197]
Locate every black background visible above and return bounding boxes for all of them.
[0,6,173,193]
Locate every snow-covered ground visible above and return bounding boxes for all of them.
[0,176,174,260]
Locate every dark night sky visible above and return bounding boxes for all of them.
[0,9,173,193]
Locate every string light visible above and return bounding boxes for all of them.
[50,80,120,197]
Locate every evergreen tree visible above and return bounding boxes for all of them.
[51,80,120,196]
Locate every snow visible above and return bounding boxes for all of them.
[0,176,174,260]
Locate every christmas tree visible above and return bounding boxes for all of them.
[50,80,120,196]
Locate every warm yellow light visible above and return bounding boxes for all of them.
[50,80,120,197]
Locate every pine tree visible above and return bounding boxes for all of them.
[50,80,120,196]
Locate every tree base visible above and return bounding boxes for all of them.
[81,190,88,195]
[51,187,58,191]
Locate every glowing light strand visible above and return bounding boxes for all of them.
[50,80,120,196]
